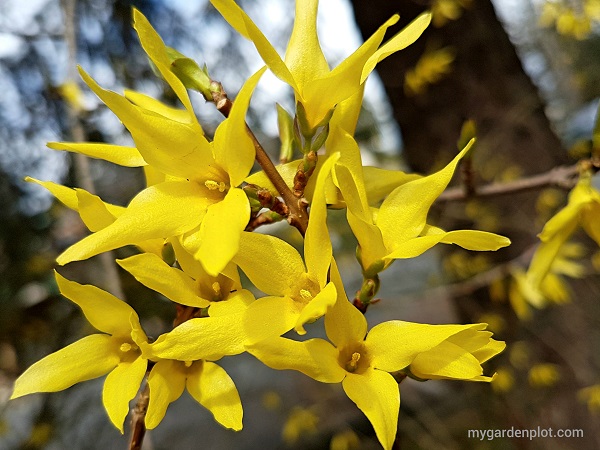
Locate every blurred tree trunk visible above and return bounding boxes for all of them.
[350,0,567,173]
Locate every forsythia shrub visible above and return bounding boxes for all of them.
[11,2,512,449]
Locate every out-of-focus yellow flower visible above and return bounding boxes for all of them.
[262,391,282,411]
[539,1,600,39]
[578,384,600,414]
[405,47,455,96]
[282,407,319,444]
[528,363,561,388]
[509,341,530,369]
[476,313,506,335]
[330,429,360,450]
[57,81,87,113]
[491,367,515,394]
[508,242,585,319]
[527,174,600,291]
[431,0,472,27]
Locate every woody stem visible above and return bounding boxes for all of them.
[211,85,309,235]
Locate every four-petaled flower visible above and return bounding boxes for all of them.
[52,10,266,276]
[211,0,431,129]
[11,272,148,432]
[247,266,505,450]
[527,173,600,290]
[334,136,511,273]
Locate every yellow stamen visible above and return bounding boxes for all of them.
[120,343,133,352]
[204,180,227,192]
[212,282,221,296]
[184,361,193,368]
[299,289,312,300]
[346,352,361,372]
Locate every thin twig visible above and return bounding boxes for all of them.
[437,164,580,203]
[128,382,150,450]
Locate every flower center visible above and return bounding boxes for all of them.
[338,343,370,374]
[119,342,138,353]
[299,289,312,301]
[212,282,222,299]
[204,180,228,192]
[345,352,361,373]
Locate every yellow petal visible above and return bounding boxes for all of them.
[538,199,583,242]
[366,321,485,372]
[146,360,187,429]
[78,68,212,179]
[346,208,388,269]
[305,153,339,286]
[333,155,370,221]
[362,167,421,206]
[25,177,78,210]
[117,254,209,308]
[208,289,255,317]
[75,189,122,232]
[210,0,298,91]
[246,337,345,383]
[11,334,119,399]
[582,202,600,245]
[195,187,250,277]
[471,339,506,364]
[377,141,473,247]
[410,340,485,380]
[47,142,146,167]
[102,355,147,433]
[149,315,246,361]
[144,165,166,187]
[57,181,211,265]
[383,234,446,260]
[324,261,368,347]
[294,281,337,335]
[187,361,243,431]
[243,295,299,343]
[327,83,364,137]
[124,90,191,123]
[233,232,306,296]
[284,0,329,87]
[342,369,399,450]
[132,9,196,114]
[213,67,266,187]
[55,272,139,337]
[527,216,579,289]
[302,15,399,127]
[429,229,510,251]
[361,12,432,83]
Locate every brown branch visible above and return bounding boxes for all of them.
[211,87,309,235]
[128,382,150,450]
[437,163,580,203]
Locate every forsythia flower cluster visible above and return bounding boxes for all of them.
[11,2,510,448]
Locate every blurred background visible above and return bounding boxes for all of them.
[0,0,599,448]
